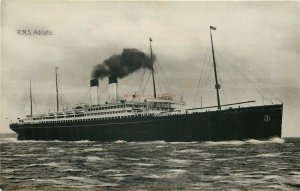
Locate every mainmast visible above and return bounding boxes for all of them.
[149,37,157,98]
[30,80,33,116]
[209,26,221,110]
[55,67,59,112]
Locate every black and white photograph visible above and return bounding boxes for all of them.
[1,1,300,190]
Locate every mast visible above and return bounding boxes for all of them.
[30,80,33,116]
[209,26,221,110]
[55,67,59,112]
[149,37,157,98]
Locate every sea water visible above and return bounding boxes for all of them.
[1,137,299,190]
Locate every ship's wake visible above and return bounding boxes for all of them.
[203,137,284,146]
[0,137,284,145]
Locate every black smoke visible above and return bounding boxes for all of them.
[91,49,155,79]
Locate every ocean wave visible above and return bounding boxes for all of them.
[156,145,169,148]
[269,137,285,144]
[14,154,38,157]
[60,168,82,172]
[47,147,58,150]
[62,176,97,184]
[202,137,285,146]
[290,174,300,186]
[256,153,281,158]
[2,136,298,190]
[167,159,191,165]
[170,141,199,144]
[198,152,215,157]
[0,139,53,143]
[246,137,285,144]
[129,140,166,144]
[113,140,127,143]
[103,169,122,173]
[134,162,155,167]
[86,156,105,162]
[204,140,245,146]
[291,171,300,176]
[174,149,202,153]
[123,157,140,161]
[83,148,104,152]
[61,176,119,186]
[262,175,285,182]
[150,140,166,144]
[107,173,130,177]
[144,174,162,179]
[0,138,18,142]
[26,162,61,167]
[35,178,66,185]
[73,140,95,143]
[167,169,187,174]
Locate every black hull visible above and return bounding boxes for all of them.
[10,104,283,142]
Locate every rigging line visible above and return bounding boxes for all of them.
[137,69,147,93]
[46,94,52,109]
[120,85,131,95]
[198,65,214,107]
[220,87,228,105]
[199,46,210,85]
[18,91,28,116]
[62,93,70,109]
[193,45,210,106]
[159,68,174,94]
[157,72,170,95]
[141,73,152,95]
[19,100,27,117]
[59,95,64,110]
[154,65,165,93]
[99,84,108,96]
[221,46,274,94]
[82,90,90,105]
[217,65,247,99]
[31,96,38,115]
[198,55,212,96]
[218,51,265,92]
[216,51,278,101]
[155,60,174,94]
[196,57,213,102]
[153,64,162,95]
[253,77,282,103]
[218,61,256,98]
[196,56,212,104]
[132,69,145,88]
[118,86,131,99]
[139,70,147,91]
[57,88,67,109]
[204,65,214,90]
[59,94,66,110]
[193,65,206,104]
[156,73,168,95]
[140,71,149,92]
[85,86,93,104]
[215,52,264,93]
[193,78,202,106]
[76,88,89,105]
[156,65,166,96]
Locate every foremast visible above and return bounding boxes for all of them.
[210,26,221,110]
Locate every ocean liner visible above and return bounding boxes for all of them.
[9,26,283,141]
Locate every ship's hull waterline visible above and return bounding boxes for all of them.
[10,104,283,141]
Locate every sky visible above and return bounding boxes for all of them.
[1,1,300,136]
